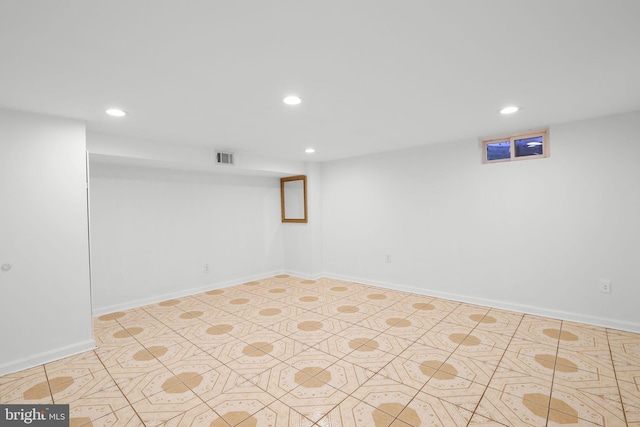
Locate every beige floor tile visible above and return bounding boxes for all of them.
[94,340,158,369]
[496,350,555,382]
[111,365,177,404]
[557,324,610,353]
[475,387,548,427]
[278,374,349,419]
[216,295,269,313]
[545,408,601,427]
[314,395,383,427]
[163,403,220,427]
[155,341,221,371]
[386,346,453,391]
[0,365,53,404]
[466,412,511,426]
[318,299,380,322]
[552,366,621,406]
[103,307,157,323]
[415,297,461,314]
[326,327,378,356]
[610,331,640,376]
[482,308,523,324]
[142,298,189,315]
[223,352,282,376]
[448,330,509,366]
[556,347,617,379]
[444,305,491,327]
[619,380,640,422]
[438,352,495,386]
[550,382,627,427]
[396,340,453,361]
[282,292,337,309]
[505,337,558,362]
[259,361,314,399]
[240,303,306,325]
[398,390,473,426]
[350,373,417,412]
[341,344,397,373]
[309,283,358,297]
[420,370,488,412]
[5,276,640,427]
[67,399,131,426]
[204,382,276,422]
[349,292,398,309]
[286,326,341,347]
[359,332,414,356]
[169,365,233,403]
[513,316,563,346]
[280,346,339,369]
[614,355,640,385]
[415,323,474,353]
[320,359,372,395]
[235,401,315,427]
[118,320,187,344]
[213,317,267,341]
[175,310,229,330]
[81,404,144,427]
[245,281,299,297]
[131,382,204,426]
[379,315,438,341]
[45,350,105,377]
[486,368,553,404]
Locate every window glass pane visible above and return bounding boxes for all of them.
[486,141,510,161]
[514,136,544,157]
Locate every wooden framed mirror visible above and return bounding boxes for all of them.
[280,175,308,223]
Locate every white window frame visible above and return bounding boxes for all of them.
[482,129,549,164]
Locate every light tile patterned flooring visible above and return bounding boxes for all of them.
[2,276,640,426]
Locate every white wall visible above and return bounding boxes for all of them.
[322,111,640,331]
[0,109,93,375]
[282,162,324,277]
[89,161,284,314]
[88,132,306,176]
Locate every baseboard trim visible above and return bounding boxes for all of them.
[282,270,325,281]
[324,272,640,333]
[92,270,284,316]
[94,269,640,333]
[0,339,97,377]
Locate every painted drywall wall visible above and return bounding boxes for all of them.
[0,109,93,375]
[88,132,306,176]
[282,162,324,278]
[89,161,285,314]
[321,111,640,331]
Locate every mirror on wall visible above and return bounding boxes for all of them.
[280,175,308,223]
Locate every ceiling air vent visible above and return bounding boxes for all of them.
[216,151,234,165]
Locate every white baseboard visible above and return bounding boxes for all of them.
[92,270,284,316]
[324,272,640,334]
[94,269,640,334]
[282,270,325,281]
[0,339,97,377]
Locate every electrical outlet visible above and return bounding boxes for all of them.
[599,279,611,294]
[204,264,210,274]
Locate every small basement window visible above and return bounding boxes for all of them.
[482,129,549,164]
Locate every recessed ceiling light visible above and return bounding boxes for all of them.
[305,148,315,154]
[106,108,127,117]
[283,95,301,105]
[499,106,519,115]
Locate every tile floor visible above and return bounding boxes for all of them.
[2,275,640,426]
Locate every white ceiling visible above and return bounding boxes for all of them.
[1,1,639,162]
